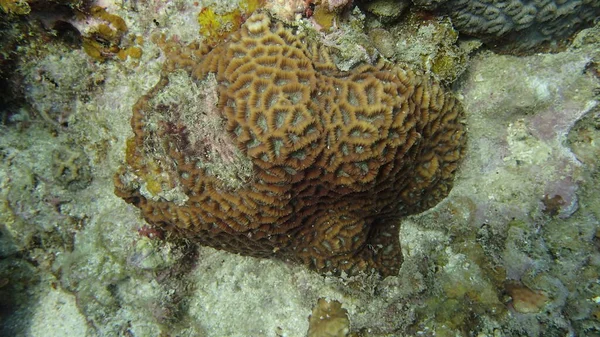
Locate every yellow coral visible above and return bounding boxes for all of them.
[312,5,337,31]
[115,12,466,277]
[117,46,143,60]
[307,298,350,337]
[82,6,140,62]
[198,7,242,46]
[0,0,30,15]
[90,6,127,33]
[197,0,263,46]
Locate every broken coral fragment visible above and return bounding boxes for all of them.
[115,12,466,277]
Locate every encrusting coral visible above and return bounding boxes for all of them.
[307,298,350,337]
[114,11,466,277]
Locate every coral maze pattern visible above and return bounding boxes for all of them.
[445,0,600,48]
[115,12,466,277]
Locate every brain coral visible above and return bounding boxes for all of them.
[413,0,600,50]
[114,12,466,277]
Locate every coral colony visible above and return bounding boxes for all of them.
[115,12,466,277]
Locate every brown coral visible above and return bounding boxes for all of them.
[115,12,466,277]
[505,282,549,314]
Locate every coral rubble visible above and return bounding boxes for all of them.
[115,11,466,277]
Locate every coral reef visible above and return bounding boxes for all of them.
[20,46,102,128]
[78,6,144,63]
[51,147,92,191]
[314,7,377,72]
[264,0,308,21]
[307,298,350,337]
[197,0,264,47]
[414,0,600,51]
[365,10,476,82]
[363,0,409,23]
[0,0,87,16]
[321,0,353,12]
[1,0,599,336]
[115,11,466,277]
[0,1,85,124]
[404,36,600,335]
[0,127,95,335]
[311,5,338,31]
[0,0,30,15]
